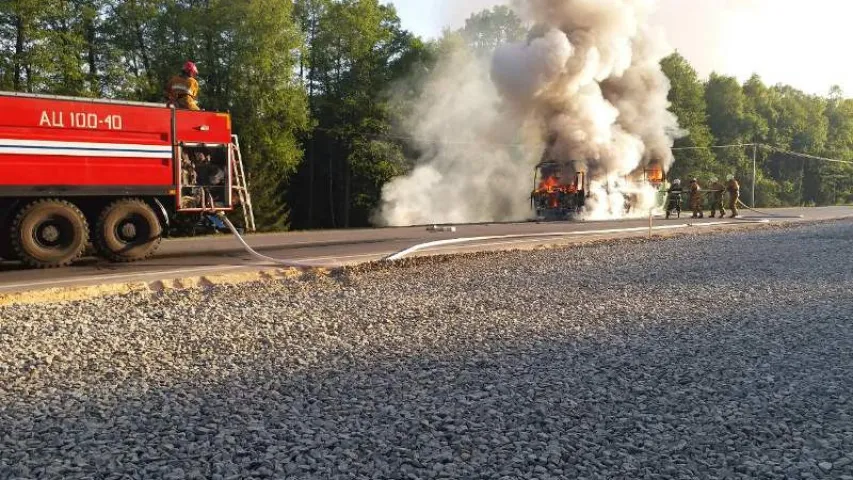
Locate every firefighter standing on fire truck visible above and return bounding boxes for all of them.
[165,61,200,111]
[708,177,726,218]
[689,178,704,218]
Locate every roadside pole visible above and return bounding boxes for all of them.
[648,208,653,239]
[752,143,758,208]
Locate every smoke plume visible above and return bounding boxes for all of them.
[375,0,683,226]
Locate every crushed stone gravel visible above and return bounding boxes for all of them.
[1,220,852,479]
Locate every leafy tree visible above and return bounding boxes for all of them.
[760,86,828,204]
[661,52,715,180]
[0,3,15,89]
[1,0,45,92]
[742,75,773,143]
[460,5,526,56]
[705,73,750,145]
[228,0,311,230]
[40,0,89,96]
[703,73,759,200]
[809,92,851,204]
[289,0,424,229]
[99,0,161,98]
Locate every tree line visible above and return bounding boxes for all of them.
[1,2,850,231]
[663,54,853,207]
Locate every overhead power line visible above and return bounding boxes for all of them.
[319,131,853,167]
[764,147,853,166]
[671,143,851,208]
[673,143,853,165]
[671,143,757,151]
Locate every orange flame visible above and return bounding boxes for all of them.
[646,165,664,184]
[538,176,561,192]
[535,175,578,208]
[537,176,578,193]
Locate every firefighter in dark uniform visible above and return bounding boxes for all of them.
[689,178,704,218]
[165,61,200,111]
[726,174,740,218]
[666,179,684,219]
[708,177,726,218]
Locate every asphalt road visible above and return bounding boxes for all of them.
[0,206,850,295]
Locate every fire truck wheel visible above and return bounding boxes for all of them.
[95,199,163,263]
[11,199,89,268]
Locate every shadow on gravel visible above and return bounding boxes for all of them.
[2,222,853,479]
[3,294,852,480]
[581,222,853,294]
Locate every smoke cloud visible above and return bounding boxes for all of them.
[376,0,683,226]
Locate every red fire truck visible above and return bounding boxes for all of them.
[0,91,255,268]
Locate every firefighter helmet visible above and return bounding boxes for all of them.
[710,177,718,183]
[183,61,199,78]
[673,179,681,186]
[726,174,735,181]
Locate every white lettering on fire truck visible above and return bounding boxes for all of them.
[40,111,64,128]
[39,111,123,131]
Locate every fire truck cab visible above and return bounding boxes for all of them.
[0,91,254,268]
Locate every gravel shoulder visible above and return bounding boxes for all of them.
[1,220,852,479]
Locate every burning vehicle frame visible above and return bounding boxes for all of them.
[531,160,667,221]
[531,161,588,220]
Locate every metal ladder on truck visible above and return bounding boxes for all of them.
[231,135,257,232]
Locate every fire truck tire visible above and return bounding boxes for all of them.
[11,199,89,268]
[95,199,163,263]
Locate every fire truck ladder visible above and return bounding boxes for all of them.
[231,135,256,232]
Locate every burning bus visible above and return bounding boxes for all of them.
[531,159,667,221]
[531,161,587,220]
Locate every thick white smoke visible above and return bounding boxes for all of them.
[373,47,541,226]
[376,0,682,226]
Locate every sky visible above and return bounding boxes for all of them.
[387,0,853,96]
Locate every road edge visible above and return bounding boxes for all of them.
[1,217,850,308]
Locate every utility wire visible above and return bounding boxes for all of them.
[671,143,756,151]
[762,146,853,166]
[673,143,853,167]
[315,130,853,167]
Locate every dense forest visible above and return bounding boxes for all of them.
[1,1,850,230]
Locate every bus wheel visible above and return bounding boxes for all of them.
[11,199,89,268]
[95,199,163,263]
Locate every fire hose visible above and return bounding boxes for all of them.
[701,189,804,219]
[214,212,312,268]
[209,198,796,268]
[735,199,805,219]
[676,190,805,220]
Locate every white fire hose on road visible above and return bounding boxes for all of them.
[383,225,695,261]
[215,212,313,268]
[212,211,775,268]
[735,199,805,219]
